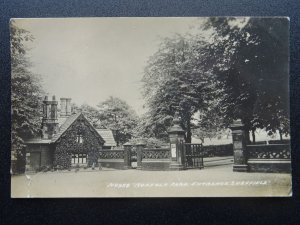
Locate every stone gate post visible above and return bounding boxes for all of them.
[168,112,185,170]
[136,141,146,170]
[123,142,132,170]
[229,119,248,172]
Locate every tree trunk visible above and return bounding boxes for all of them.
[251,129,256,144]
[185,117,193,166]
[279,129,283,141]
[200,137,204,144]
[185,118,192,144]
[244,129,251,145]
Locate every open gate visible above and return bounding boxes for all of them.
[178,141,204,169]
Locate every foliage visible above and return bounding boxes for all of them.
[133,113,168,141]
[71,97,139,145]
[77,103,102,128]
[54,115,103,169]
[97,96,139,145]
[203,17,290,140]
[192,100,228,142]
[142,34,216,143]
[129,137,168,148]
[141,18,289,143]
[10,20,44,173]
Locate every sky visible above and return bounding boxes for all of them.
[14,17,205,115]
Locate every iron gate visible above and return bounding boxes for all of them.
[179,141,204,169]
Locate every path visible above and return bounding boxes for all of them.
[11,163,292,197]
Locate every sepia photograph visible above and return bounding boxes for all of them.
[10,17,291,197]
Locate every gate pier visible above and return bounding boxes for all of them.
[168,112,185,170]
[136,141,146,170]
[229,119,249,172]
[123,142,132,170]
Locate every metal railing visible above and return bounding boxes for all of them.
[142,148,171,159]
[98,149,124,159]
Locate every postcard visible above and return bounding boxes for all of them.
[10,17,291,197]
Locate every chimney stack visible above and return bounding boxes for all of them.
[42,96,50,121]
[66,98,72,116]
[50,95,58,120]
[60,98,67,117]
[60,98,72,117]
[41,95,58,139]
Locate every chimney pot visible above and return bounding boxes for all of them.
[66,98,72,116]
[60,97,72,117]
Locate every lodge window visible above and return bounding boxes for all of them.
[77,134,83,144]
[72,153,87,164]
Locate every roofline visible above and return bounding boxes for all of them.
[51,113,82,143]
[53,112,105,144]
[81,114,106,144]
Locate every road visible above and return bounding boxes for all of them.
[11,163,292,197]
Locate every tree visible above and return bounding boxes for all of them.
[133,113,159,139]
[11,20,45,173]
[202,17,290,142]
[97,96,139,145]
[142,35,216,143]
[77,103,102,128]
[192,97,228,142]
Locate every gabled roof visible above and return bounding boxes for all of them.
[24,114,80,145]
[96,129,117,147]
[51,113,82,142]
[25,113,105,145]
[52,113,105,144]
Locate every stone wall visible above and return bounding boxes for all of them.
[140,148,171,170]
[141,160,171,170]
[246,144,291,173]
[247,160,291,173]
[98,150,125,169]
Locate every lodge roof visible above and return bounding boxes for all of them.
[25,113,106,145]
[96,129,117,147]
[51,113,82,142]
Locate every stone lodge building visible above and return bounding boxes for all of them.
[24,96,116,171]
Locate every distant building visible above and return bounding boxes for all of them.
[24,96,116,171]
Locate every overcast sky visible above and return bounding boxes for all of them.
[14,17,204,115]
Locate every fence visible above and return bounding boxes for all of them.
[97,141,291,172]
[98,149,125,169]
[246,144,291,173]
[98,147,172,170]
[98,143,234,170]
[141,148,171,170]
